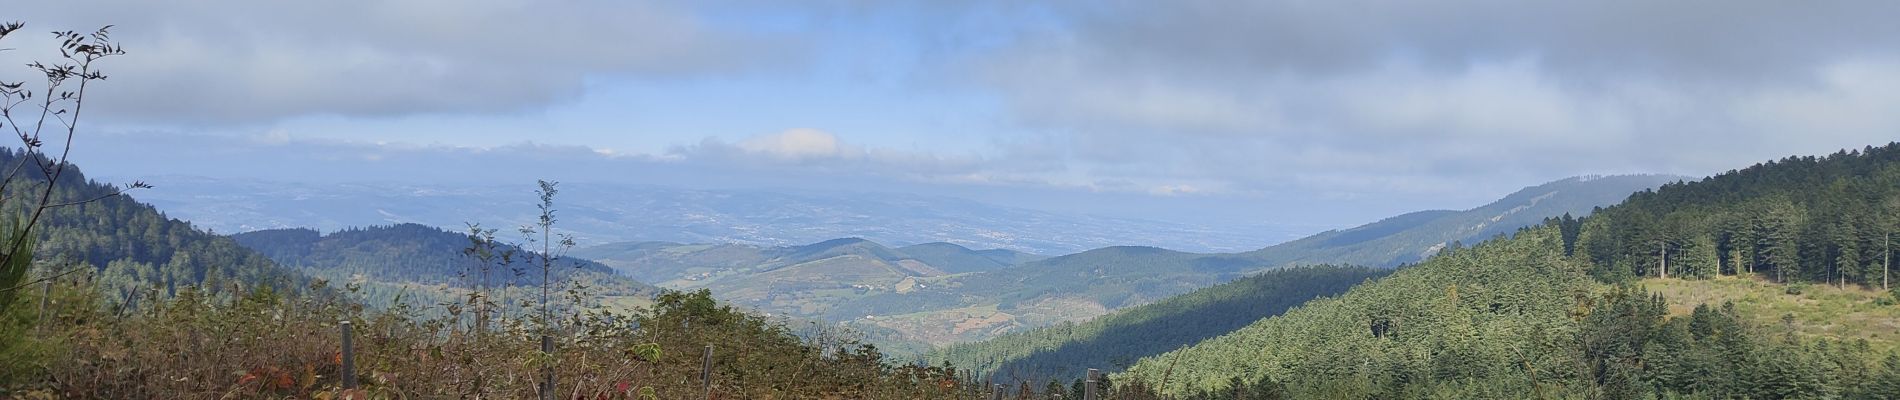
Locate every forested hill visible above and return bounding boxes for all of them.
[231,223,636,288]
[1119,143,1900,398]
[1576,145,1900,286]
[1122,225,1596,396]
[0,148,309,303]
[230,223,663,314]
[924,265,1388,383]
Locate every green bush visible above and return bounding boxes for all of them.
[1785,283,1808,296]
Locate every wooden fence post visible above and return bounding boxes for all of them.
[36,279,50,332]
[340,320,357,389]
[1085,369,1100,400]
[702,344,715,399]
[540,335,555,400]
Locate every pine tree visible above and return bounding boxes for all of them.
[1884,196,1898,291]
[1868,353,1900,399]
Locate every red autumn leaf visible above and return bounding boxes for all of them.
[615,381,631,393]
[271,369,295,390]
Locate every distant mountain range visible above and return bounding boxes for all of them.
[575,174,1681,347]
[920,176,1685,380]
[1241,174,1685,267]
[571,239,1045,287]
[124,177,1296,255]
[572,238,1047,323]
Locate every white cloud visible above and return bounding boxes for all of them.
[738,128,851,161]
[1148,184,1203,196]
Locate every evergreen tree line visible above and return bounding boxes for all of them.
[1566,143,1900,290]
[0,149,312,307]
[1114,225,1900,398]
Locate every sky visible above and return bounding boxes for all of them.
[8,1,1900,230]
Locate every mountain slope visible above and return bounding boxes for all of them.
[827,175,1673,345]
[1120,143,1900,398]
[925,265,1389,383]
[1,149,310,303]
[897,242,1046,274]
[1243,174,1683,267]
[1122,226,1591,395]
[1577,146,1900,286]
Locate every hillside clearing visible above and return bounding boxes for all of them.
[1643,276,1900,353]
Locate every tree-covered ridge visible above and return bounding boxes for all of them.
[231,223,631,288]
[1577,144,1900,288]
[896,242,1048,274]
[1123,226,1900,398]
[1,149,309,302]
[924,265,1388,384]
[1121,226,1595,396]
[1118,143,1900,398]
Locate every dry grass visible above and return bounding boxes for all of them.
[1643,275,1900,353]
[1,279,978,399]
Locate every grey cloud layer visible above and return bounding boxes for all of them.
[965,0,1900,201]
[18,1,1900,226]
[10,0,790,123]
[1036,0,1899,81]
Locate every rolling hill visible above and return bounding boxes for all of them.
[822,175,1676,346]
[924,265,1390,383]
[1117,143,1900,398]
[570,238,1041,321]
[1122,224,1592,396]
